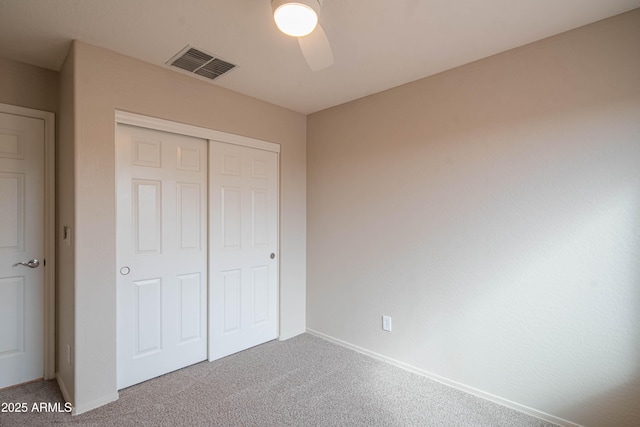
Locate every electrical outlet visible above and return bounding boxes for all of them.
[382,315,392,332]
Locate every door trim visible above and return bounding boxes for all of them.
[0,102,56,381]
[114,111,280,154]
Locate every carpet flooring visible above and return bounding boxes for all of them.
[0,334,557,426]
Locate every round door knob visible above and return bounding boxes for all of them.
[270,253,275,259]
[120,266,131,275]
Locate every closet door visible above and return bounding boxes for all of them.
[116,124,207,389]
[209,140,278,360]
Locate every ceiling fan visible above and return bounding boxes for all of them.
[271,0,334,71]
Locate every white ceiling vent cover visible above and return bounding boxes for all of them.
[167,46,236,80]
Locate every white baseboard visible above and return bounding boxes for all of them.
[55,372,119,415]
[306,328,581,427]
[70,392,119,416]
[279,329,305,341]
[55,374,72,405]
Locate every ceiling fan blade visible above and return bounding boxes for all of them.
[298,24,334,71]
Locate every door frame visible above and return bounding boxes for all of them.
[0,102,56,381]
[114,110,281,360]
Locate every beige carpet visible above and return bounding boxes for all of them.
[0,334,557,426]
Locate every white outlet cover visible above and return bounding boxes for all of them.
[382,315,392,332]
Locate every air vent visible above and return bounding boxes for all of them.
[167,46,236,80]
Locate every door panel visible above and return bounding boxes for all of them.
[0,112,44,388]
[177,184,202,249]
[0,173,24,250]
[133,278,162,357]
[0,277,25,355]
[210,141,278,360]
[177,273,202,343]
[117,124,207,389]
[132,179,162,254]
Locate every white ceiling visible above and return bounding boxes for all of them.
[0,0,638,114]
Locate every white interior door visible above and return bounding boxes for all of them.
[209,140,278,360]
[0,112,44,389]
[116,124,207,389]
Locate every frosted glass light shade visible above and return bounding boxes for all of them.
[273,0,319,37]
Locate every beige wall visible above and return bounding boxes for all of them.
[66,41,306,413]
[307,10,640,427]
[0,57,58,113]
[56,46,76,404]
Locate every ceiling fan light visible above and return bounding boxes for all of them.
[273,0,319,37]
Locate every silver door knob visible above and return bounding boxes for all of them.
[13,259,40,268]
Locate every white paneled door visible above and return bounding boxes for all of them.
[0,112,44,389]
[209,141,278,360]
[116,124,208,389]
